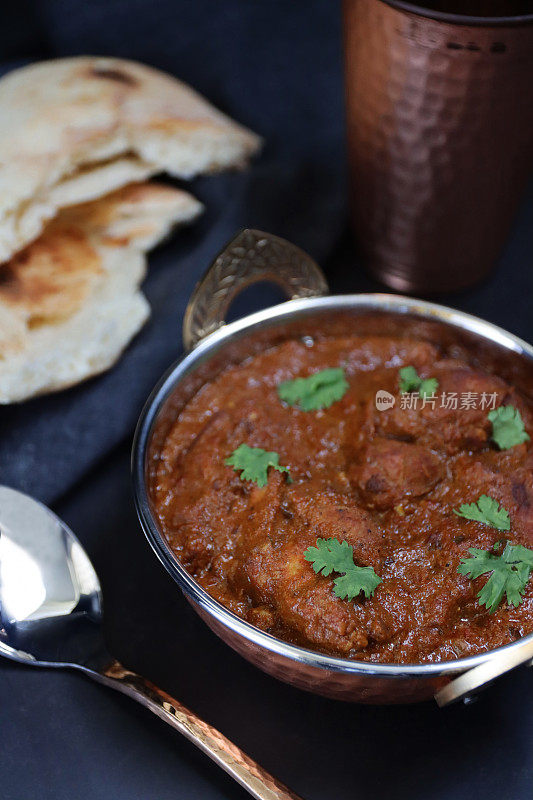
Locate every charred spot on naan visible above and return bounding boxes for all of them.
[0,226,102,324]
[88,66,139,87]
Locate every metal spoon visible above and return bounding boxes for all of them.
[0,485,301,800]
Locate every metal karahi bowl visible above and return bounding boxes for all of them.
[132,230,533,704]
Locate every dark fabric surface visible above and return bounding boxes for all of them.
[3,439,533,800]
[0,0,346,503]
[1,2,533,800]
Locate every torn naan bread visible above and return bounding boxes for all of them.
[0,56,260,261]
[0,182,202,403]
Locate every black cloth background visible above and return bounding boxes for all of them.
[1,0,346,503]
[1,2,533,800]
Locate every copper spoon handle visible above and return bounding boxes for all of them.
[91,660,302,800]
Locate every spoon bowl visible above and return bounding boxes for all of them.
[0,485,300,800]
[0,486,105,670]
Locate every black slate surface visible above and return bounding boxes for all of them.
[1,2,533,799]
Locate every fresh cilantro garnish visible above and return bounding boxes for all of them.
[398,366,438,398]
[225,444,290,488]
[458,542,533,613]
[277,367,349,411]
[453,494,510,531]
[488,405,530,450]
[304,537,382,600]
[398,366,421,393]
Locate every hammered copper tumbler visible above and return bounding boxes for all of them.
[343,0,533,293]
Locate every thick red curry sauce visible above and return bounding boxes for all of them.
[152,335,533,663]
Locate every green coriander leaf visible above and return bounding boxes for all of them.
[225,444,290,488]
[457,548,496,580]
[488,405,530,450]
[477,568,509,614]
[453,494,511,531]
[277,367,349,411]
[304,537,382,601]
[457,542,533,613]
[398,366,421,393]
[503,543,533,568]
[304,537,355,577]
[419,378,439,399]
[333,567,382,601]
[499,565,529,609]
[399,366,439,397]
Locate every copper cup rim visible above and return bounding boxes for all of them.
[380,0,533,26]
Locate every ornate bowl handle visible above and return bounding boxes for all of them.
[182,229,329,351]
[435,634,533,706]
